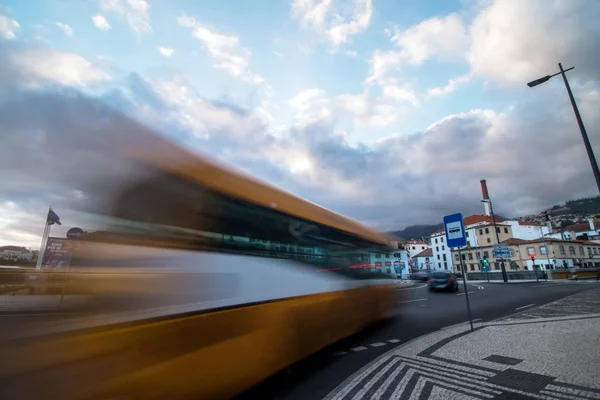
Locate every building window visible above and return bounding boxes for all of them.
[485,228,489,234]
[527,247,535,255]
[483,251,489,258]
[487,238,491,243]
[569,246,575,255]
[442,245,445,250]
[461,254,466,260]
[454,254,459,261]
[470,264,475,271]
[594,248,598,255]
[466,231,469,237]
[540,246,547,255]
[386,253,391,258]
[385,261,391,266]
[559,246,565,255]
[443,254,447,261]
[376,254,381,258]
[435,238,438,244]
[467,240,471,246]
[496,227,500,233]
[412,247,415,250]
[375,262,382,267]
[468,253,473,260]
[436,246,439,251]
[494,262,500,270]
[440,237,444,243]
[444,262,447,270]
[504,227,508,234]
[475,251,481,260]
[580,247,585,256]
[437,255,440,260]
[479,229,483,235]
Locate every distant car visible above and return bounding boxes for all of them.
[428,271,459,292]
[412,270,432,281]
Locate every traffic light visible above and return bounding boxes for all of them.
[481,257,489,271]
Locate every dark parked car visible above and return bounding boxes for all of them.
[428,271,459,292]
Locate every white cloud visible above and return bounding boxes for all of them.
[7,48,110,87]
[288,89,334,126]
[0,12,20,39]
[158,46,174,57]
[288,88,406,129]
[55,22,73,37]
[291,0,372,48]
[153,74,264,139]
[426,73,471,98]
[390,13,469,65]
[100,0,151,33]
[92,14,111,31]
[366,13,468,91]
[178,15,264,84]
[468,0,600,85]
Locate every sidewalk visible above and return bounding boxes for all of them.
[325,287,600,400]
[467,279,541,284]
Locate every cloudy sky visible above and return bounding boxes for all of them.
[1,0,600,248]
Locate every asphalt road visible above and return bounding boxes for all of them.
[234,280,600,400]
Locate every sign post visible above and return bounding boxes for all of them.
[443,213,474,332]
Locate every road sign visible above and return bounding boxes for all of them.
[443,213,467,248]
[493,244,511,259]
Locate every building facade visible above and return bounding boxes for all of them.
[451,238,600,272]
[431,214,551,273]
[412,248,435,270]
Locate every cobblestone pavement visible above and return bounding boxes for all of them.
[501,286,600,321]
[324,289,600,400]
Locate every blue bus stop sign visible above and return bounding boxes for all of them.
[443,213,467,248]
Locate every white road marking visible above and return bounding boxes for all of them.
[400,283,428,290]
[399,298,427,303]
[456,291,475,296]
[516,304,535,310]
[333,351,347,356]
[350,346,368,352]
[531,283,567,288]
[370,342,386,347]
[388,339,401,343]
[469,284,484,290]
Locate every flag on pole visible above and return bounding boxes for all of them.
[47,209,62,225]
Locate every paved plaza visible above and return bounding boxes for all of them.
[325,288,600,400]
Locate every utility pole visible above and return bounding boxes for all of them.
[528,63,600,194]
[488,199,508,282]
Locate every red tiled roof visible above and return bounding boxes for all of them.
[431,215,507,235]
[501,237,596,245]
[413,248,433,258]
[563,220,600,233]
[518,221,544,226]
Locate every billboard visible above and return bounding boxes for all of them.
[41,237,74,269]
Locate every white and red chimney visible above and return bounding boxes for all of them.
[480,179,491,217]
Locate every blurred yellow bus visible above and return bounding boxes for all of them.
[0,130,402,400]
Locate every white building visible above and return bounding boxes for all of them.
[369,250,410,278]
[430,214,550,272]
[412,248,436,270]
[562,219,600,241]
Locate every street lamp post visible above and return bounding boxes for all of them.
[527,63,600,194]
[481,198,508,282]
